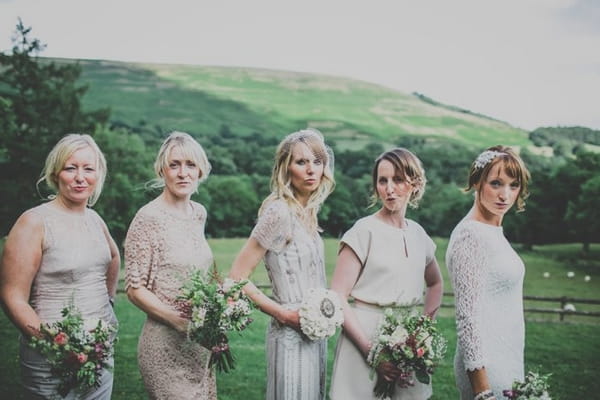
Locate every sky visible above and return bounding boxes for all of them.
[1,0,599,131]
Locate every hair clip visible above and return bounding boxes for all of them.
[474,150,505,169]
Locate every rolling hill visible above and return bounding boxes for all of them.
[60,58,531,149]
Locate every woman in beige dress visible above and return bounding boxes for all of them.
[228,128,335,400]
[329,148,443,400]
[0,134,120,399]
[124,131,216,399]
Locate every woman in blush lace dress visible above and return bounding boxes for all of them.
[446,146,531,400]
[329,148,443,400]
[124,131,216,400]
[228,128,335,400]
[0,134,119,399]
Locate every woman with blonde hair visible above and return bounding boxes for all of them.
[124,131,216,399]
[0,133,119,399]
[228,128,335,400]
[446,145,530,400]
[329,147,443,400]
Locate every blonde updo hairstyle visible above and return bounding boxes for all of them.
[466,145,530,212]
[260,128,335,233]
[370,148,427,209]
[37,133,107,206]
[149,131,211,191]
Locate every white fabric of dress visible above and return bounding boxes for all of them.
[20,203,117,399]
[329,214,436,400]
[251,200,327,400]
[446,218,525,400]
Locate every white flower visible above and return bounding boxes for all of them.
[584,275,591,282]
[191,306,207,329]
[298,288,344,341]
[567,271,575,278]
[563,303,576,312]
[389,325,409,345]
[543,272,550,278]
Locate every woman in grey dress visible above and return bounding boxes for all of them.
[229,128,335,400]
[0,134,120,399]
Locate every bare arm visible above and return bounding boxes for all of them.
[228,237,300,329]
[331,244,400,382]
[100,220,120,300]
[423,258,443,318]
[126,286,188,333]
[0,211,44,337]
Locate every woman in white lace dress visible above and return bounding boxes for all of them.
[329,148,443,400]
[228,128,335,400]
[446,145,531,400]
[125,132,217,399]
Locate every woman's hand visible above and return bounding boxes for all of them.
[376,361,413,388]
[277,308,301,331]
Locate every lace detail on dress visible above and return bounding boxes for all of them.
[447,223,488,371]
[251,200,292,253]
[124,211,162,292]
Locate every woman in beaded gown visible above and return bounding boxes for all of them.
[446,146,531,400]
[0,134,120,399]
[228,128,335,400]
[124,131,216,399]
[329,148,443,400]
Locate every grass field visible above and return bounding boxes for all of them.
[1,238,599,399]
[72,59,531,149]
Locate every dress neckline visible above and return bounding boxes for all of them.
[371,213,410,231]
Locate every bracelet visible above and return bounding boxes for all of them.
[474,389,495,400]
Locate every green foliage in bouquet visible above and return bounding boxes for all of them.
[29,304,116,398]
[503,370,553,400]
[177,267,254,373]
[367,308,447,399]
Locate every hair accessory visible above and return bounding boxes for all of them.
[474,150,505,170]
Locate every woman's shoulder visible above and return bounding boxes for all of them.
[259,199,291,221]
[406,218,431,235]
[190,200,207,218]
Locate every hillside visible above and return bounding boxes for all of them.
[63,58,530,149]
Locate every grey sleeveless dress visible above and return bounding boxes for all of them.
[251,200,327,400]
[19,203,118,399]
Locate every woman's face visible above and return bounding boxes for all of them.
[376,159,414,213]
[56,146,98,206]
[476,163,520,223]
[288,142,324,204]
[163,146,200,200]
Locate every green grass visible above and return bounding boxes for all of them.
[1,239,599,399]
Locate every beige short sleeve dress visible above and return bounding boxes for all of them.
[329,214,437,400]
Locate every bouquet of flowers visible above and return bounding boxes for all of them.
[29,304,116,398]
[298,288,344,341]
[367,308,447,399]
[503,371,553,400]
[176,268,254,373]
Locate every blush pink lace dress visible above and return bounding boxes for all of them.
[19,202,118,399]
[125,199,216,400]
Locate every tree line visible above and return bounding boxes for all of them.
[1,21,599,252]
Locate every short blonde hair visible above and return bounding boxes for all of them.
[370,148,427,209]
[37,133,107,206]
[260,128,335,232]
[150,131,211,189]
[466,145,530,212]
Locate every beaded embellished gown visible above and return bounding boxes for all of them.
[251,200,327,400]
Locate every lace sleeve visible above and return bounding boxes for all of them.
[250,200,291,253]
[447,225,487,371]
[124,210,159,292]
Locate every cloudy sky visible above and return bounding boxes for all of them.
[1,0,599,130]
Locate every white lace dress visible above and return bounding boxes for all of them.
[251,199,327,400]
[446,219,525,400]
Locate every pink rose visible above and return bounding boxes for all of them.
[416,347,425,358]
[53,332,69,346]
[77,353,88,364]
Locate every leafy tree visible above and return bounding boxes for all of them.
[0,19,109,234]
[566,176,600,253]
